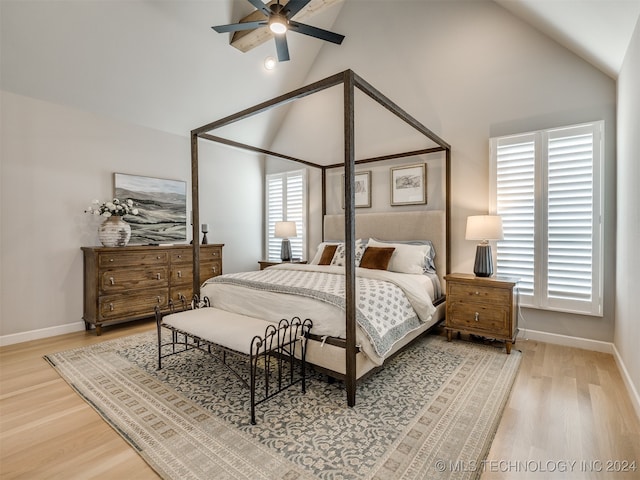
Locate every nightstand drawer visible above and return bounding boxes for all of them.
[447,302,511,336]
[448,283,510,305]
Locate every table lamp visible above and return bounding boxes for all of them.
[274,221,297,262]
[465,215,503,277]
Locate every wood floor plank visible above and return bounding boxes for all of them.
[1,321,638,479]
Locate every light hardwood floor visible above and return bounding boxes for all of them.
[1,321,639,479]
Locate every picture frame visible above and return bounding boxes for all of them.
[114,173,187,244]
[390,163,427,206]
[342,171,372,208]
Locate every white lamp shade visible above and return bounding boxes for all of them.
[274,221,297,239]
[465,215,504,241]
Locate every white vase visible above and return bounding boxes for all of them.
[98,216,131,247]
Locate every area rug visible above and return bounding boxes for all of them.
[44,330,521,480]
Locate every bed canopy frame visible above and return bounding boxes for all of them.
[190,69,451,406]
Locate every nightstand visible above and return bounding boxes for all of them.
[444,273,519,354]
[258,260,307,270]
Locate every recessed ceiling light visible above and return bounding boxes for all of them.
[264,56,276,70]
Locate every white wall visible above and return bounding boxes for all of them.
[271,0,617,343]
[615,17,640,415]
[0,91,262,343]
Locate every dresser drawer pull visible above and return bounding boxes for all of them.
[109,277,115,285]
[177,254,182,259]
[213,252,219,257]
[177,271,182,278]
[157,256,161,260]
[157,296,161,303]
[109,303,114,311]
[156,273,161,280]
[109,258,114,262]
[474,312,480,321]
[475,291,480,295]
[212,266,218,273]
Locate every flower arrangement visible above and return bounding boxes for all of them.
[85,198,139,217]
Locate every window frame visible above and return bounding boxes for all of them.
[490,121,604,316]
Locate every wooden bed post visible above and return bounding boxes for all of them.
[344,70,357,407]
[191,131,201,296]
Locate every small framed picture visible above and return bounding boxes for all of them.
[390,163,427,206]
[342,171,372,208]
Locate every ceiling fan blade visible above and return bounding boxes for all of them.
[274,34,290,62]
[212,20,267,33]
[283,0,312,19]
[246,0,271,16]
[288,21,345,45]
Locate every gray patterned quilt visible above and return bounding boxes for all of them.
[202,264,436,357]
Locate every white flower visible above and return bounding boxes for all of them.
[84,197,139,217]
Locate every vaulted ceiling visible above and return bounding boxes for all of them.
[1,0,637,145]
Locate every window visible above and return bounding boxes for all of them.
[490,121,603,316]
[266,170,306,261]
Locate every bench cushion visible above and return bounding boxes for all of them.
[162,308,275,355]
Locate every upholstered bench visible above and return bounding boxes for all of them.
[155,303,312,424]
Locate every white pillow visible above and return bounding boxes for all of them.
[367,239,432,274]
[310,242,341,265]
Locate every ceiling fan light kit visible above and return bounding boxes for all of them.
[212,0,344,62]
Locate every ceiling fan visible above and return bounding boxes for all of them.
[212,0,345,62]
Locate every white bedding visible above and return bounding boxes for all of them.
[200,263,437,365]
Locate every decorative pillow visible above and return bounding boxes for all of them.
[359,246,395,270]
[318,244,338,265]
[310,241,340,265]
[367,238,434,274]
[330,238,368,267]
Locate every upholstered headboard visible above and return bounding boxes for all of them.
[323,211,446,286]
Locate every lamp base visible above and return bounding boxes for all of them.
[473,244,493,277]
[280,239,292,262]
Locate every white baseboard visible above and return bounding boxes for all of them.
[612,344,640,422]
[0,321,86,347]
[517,328,614,354]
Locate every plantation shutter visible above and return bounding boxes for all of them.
[492,134,536,300]
[545,124,601,314]
[266,170,306,262]
[491,121,603,316]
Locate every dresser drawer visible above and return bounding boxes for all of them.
[99,289,168,320]
[169,285,194,306]
[171,248,192,264]
[447,302,511,337]
[98,251,169,268]
[200,261,222,283]
[171,263,194,285]
[201,247,223,262]
[448,283,510,305]
[100,267,169,292]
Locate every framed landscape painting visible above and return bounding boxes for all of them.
[390,163,427,206]
[114,173,187,244]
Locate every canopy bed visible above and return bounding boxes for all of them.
[187,69,451,407]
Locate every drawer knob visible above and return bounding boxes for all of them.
[475,291,480,295]
[177,271,182,278]
[109,277,115,285]
[157,256,161,259]
[156,273,161,280]
[212,266,217,273]
[474,312,480,322]
[177,255,182,259]
[109,258,114,262]
[109,303,114,311]
[156,296,161,303]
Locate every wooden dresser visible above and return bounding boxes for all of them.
[82,244,223,335]
[444,273,519,354]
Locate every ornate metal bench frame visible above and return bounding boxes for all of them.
[155,296,312,425]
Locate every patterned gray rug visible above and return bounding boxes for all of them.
[45,330,521,480]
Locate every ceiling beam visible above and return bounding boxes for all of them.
[230,0,343,53]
